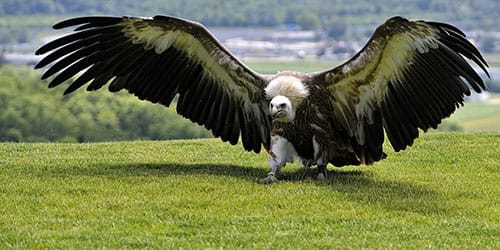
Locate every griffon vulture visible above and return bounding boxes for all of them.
[35,15,489,183]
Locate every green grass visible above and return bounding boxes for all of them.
[484,53,500,67]
[0,133,499,249]
[446,103,500,131]
[247,60,342,74]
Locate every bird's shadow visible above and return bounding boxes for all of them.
[59,162,447,215]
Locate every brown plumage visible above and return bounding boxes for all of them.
[35,15,488,182]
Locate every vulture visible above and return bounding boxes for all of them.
[35,15,489,183]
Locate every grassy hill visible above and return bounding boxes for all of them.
[0,133,498,248]
[445,102,500,131]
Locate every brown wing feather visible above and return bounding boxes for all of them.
[312,16,488,158]
[35,15,271,153]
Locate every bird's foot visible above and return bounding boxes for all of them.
[256,173,279,184]
[317,172,326,180]
[316,165,328,180]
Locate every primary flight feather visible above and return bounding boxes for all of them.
[35,15,488,183]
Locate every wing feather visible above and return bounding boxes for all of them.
[313,16,488,155]
[35,15,271,152]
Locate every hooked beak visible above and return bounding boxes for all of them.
[271,107,285,119]
[272,110,285,119]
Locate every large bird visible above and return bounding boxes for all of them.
[35,15,488,183]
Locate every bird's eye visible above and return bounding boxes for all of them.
[279,103,287,109]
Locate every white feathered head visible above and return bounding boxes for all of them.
[265,76,309,122]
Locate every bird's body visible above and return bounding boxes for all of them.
[262,72,378,183]
[35,15,489,183]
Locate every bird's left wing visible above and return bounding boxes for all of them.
[311,16,488,159]
[35,15,271,153]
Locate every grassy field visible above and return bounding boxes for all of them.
[485,53,500,68]
[247,60,339,74]
[445,102,500,131]
[0,133,498,249]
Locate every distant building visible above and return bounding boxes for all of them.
[4,53,39,66]
[465,91,490,103]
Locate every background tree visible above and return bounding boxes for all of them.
[296,11,320,30]
[0,65,212,142]
[0,49,6,66]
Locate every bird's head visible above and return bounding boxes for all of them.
[265,75,309,123]
[270,95,294,122]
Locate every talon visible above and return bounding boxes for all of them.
[257,175,278,184]
[317,172,326,180]
[316,166,328,180]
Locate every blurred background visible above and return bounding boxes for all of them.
[0,0,499,142]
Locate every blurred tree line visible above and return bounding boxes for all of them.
[0,0,498,40]
[0,65,211,142]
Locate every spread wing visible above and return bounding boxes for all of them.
[312,16,488,162]
[35,15,271,153]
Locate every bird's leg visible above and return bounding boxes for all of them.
[316,165,328,180]
[257,131,295,184]
[256,160,282,184]
[312,136,329,180]
[257,133,294,184]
